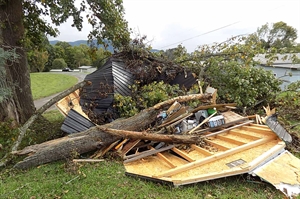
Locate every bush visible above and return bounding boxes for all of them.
[52,58,67,69]
[206,63,281,108]
[114,81,183,118]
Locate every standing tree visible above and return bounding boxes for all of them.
[250,21,298,52]
[0,0,130,124]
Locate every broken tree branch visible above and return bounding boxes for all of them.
[153,93,212,110]
[97,127,205,144]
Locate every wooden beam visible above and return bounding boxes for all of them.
[121,139,141,158]
[150,147,176,168]
[195,118,249,134]
[190,144,213,156]
[202,120,253,138]
[246,141,285,170]
[158,113,193,128]
[229,129,260,140]
[171,147,195,162]
[249,123,270,129]
[216,135,247,146]
[204,140,230,151]
[154,136,276,178]
[115,139,129,150]
[124,145,175,163]
[241,126,274,135]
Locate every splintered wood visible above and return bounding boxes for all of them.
[56,89,89,119]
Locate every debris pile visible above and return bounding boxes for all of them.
[54,87,300,198]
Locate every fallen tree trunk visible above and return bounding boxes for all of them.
[13,93,212,169]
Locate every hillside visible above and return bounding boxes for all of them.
[49,39,114,52]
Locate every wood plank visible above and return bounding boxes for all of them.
[121,139,141,158]
[241,126,273,134]
[124,145,175,163]
[202,120,253,138]
[163,106,188,123]
[229,129,261,140]
[173,167,248,186]
[154,136,276,178]
[91,140,119,159]
[171,147,195,162]
[158,113,192,128]
[195,118,249,134]
[249,123,269,129]
[246,141,285,170]
[115,139,129,150]
[216,135,247,146]
[150,147,176,168]
[190,144,213,156]
[204,139,230,151]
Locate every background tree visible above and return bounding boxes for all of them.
[52,58,67,69]
[27,50,49,72]
[54,41,74,68]
[0,0,130,124]
[249,21,298,52]
[73,44,92,67]
[170,35,281,108]
[91,47,111,68]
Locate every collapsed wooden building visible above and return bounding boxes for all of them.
[15,55,300,198]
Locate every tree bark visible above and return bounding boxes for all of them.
[13,93,212,169]
[0,0,35,124]
[0,81,91,167]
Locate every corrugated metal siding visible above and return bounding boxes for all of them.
[80,58,114,114]
[61,109,95,134]
[112,61,134,96]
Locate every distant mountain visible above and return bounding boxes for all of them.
[49,39,114,52]
[49,40,159,52]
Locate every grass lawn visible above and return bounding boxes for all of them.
[0,160,284,199]
[30,73,78,100]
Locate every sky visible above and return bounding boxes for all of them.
[48,0,300,52]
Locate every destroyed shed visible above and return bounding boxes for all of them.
[50,53,300,198]
[54,84,300,198]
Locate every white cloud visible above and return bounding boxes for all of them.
[49,0,300,52]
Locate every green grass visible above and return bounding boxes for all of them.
[30,73,78,100]
[0,160,285,199]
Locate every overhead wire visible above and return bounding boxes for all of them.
[157,3,287,50]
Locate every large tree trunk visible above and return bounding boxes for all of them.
[0,0,35,124]
[13,93,212,169]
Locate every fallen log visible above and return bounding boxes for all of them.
[13,93,212,169]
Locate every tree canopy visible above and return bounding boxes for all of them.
[23,0,130,49]
[0,0,130,124]
[248,21,298,52]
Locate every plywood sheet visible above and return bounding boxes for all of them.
[124,124,286,186]
[56,89,89,119]
[252,150,300,198]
